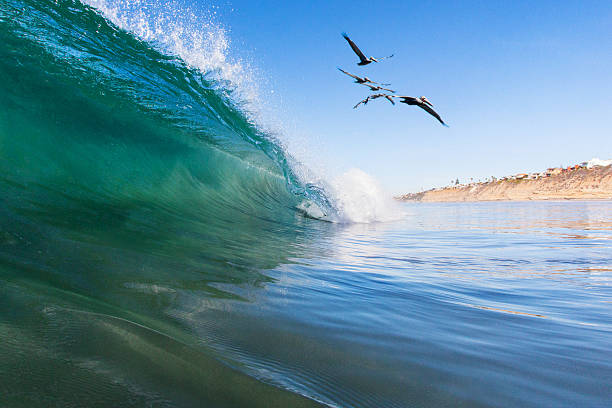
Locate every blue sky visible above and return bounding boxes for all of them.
[211,0,612,194]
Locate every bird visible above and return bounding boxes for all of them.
[360,83,395,93]
[337,68,391,85]
[389,95,448,126]
[342,33,394,66]
[353,93,396,109]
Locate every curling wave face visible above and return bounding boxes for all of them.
[0,1,335,406]
[0,0,335,227]
[0,1,408,406]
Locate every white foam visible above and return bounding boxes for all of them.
[328,169,405,223]
[82,0,294,151]
[81,1,404,224]
[82,0,257,101]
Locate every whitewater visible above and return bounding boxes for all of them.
[1,1,611,407]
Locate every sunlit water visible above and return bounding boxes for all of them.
[185,201,612,408]
[1,1,611,406]
[2,201,611,407]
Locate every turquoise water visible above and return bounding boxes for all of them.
[1,1,611,407]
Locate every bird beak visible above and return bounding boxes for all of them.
[423,98,434,107]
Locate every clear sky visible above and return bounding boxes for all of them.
[207,0,612,194]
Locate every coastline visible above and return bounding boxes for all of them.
[398,165,612,202]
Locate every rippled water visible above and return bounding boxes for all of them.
[181,201,611,408]
[6,201,610,407]
[5,202,612,407]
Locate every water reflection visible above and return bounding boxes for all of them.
[177,201,612,408]
[2,198,611,407]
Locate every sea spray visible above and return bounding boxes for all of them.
[81,0,249,90]
[80,0,399,224]
[330,169,405,223]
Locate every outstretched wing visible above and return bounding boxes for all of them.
[417,103,447,126]
[337,67,361,81]
[384,95,396,105]
[379,86,395,93]
[371,93,396,105]
[392,95,418,104]
[353,96,371,109]
[342,33,368,63]
[360,83,388,92]
[360,83,378,91]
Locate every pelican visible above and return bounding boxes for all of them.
[342,33,394,66]
[360,83,395,93]
[390,95,448,126]
[337,68,391,85]
[353,93,396,109]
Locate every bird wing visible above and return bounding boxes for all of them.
[384,95,395,105]
[353,96,370,109]
[358,83,375,91]
[337,68,361,81]
[342,33,368,63]
[338,68,389,86]
[393,95,418,104]
[368,93,395,105]
[379,86,396,93]
[417,103,447,126]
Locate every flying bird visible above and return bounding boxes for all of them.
[360,83,395,93]
[353,93,396,109]
[337,68,390,85]
[342,33,394,66]
[390,95,448,126]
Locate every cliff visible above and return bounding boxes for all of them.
[399,165,612,202]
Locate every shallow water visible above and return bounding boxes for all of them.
[2,201,611,407]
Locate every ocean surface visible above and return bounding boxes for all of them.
[1,1,611,407]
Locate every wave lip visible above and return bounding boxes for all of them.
[2,0,346,224]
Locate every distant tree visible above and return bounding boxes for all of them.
[455,178,459,185]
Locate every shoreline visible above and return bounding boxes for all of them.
[398,165,612,202]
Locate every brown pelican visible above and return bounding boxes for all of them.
[337,68,391,85]
[390,95,448,126]
[360,83,395,93]
[342,33,394,66]
[353,93,396,109]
